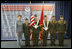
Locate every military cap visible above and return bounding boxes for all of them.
[60,15,64,19]
[34,14,37,17]
[44,15,47,17]
[25,18,28,20]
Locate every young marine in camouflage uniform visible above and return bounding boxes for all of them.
[48,16,57,46]
[23,18,30,46]
[31,14,40,46]
[57,16,67,46]
[42,15,49,46]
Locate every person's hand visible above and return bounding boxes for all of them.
[42,27,44,29]
[65,31,66,34]
[16,33,18,36]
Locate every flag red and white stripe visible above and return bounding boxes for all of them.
[30,15,35,28]
[30,15,35,40]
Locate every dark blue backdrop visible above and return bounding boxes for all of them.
[52,1,71,39]
[44,1,71,39]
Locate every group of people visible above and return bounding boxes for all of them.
[16,14,67,48]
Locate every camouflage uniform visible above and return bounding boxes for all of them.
[57,20,67,46]
[48,21,57,46]
[42,21,49,46]
[31,20,40,46]
[23,23,30,46]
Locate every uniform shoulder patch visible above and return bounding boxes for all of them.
[58,20,61,24]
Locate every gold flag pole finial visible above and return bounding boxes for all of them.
[43,1,44,5]
[30,1,31,5]
[42,1,44,9]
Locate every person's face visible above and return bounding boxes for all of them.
[25,20,28,23]
[60,17,64,21]
[52,17,55,21]
[18,16,21,20]
[34,16,37,19]
[44,17,47,21]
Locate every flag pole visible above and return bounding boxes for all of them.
[42,1,44,32]
[30,1,33,41]
[30,1,31,5]
[43,1,44,5]
[29,1,32,18]
[40,1,44,44]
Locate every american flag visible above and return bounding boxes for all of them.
[30,15,35,27]
[30,7,35,40]
[30,7,32,19]
[30,6,35,27]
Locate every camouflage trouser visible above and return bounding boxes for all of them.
[24,33,30,46]
[32,32,39,46]
[50,32,56,45]
[58,33,64,46]
[43,30,48,46]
